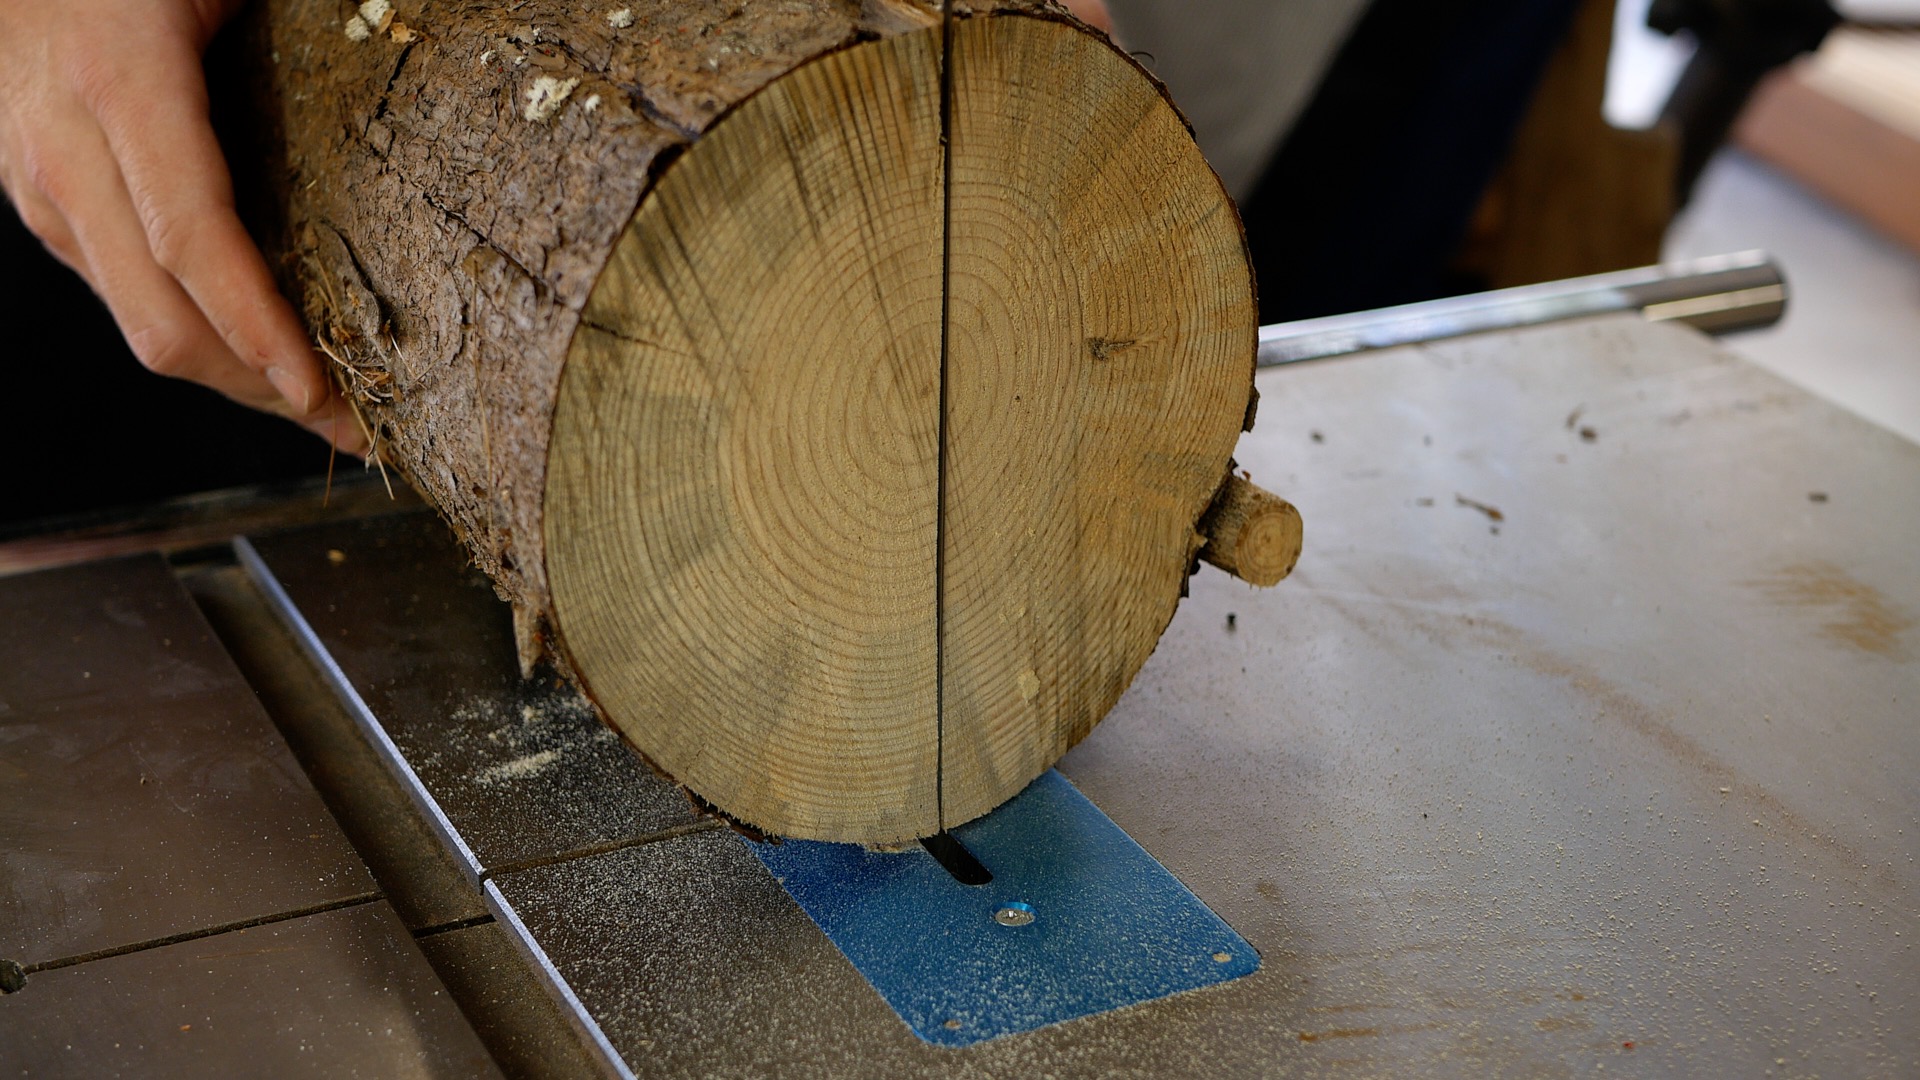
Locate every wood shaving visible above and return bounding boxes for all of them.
[1454,494,1505,523]
[390,20,419,44]
[343,14,371,41]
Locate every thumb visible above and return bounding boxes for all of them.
[184,0,250,48]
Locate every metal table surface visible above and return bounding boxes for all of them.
[236,519,702,880]
[0,555,501,1077]
[3,901,503,1078]
[3,309,1914,1076]
[0,556,372,965]
[1066,313,1919,1075]
[233,312,1916,1077]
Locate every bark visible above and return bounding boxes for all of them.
[219,0,1061,628]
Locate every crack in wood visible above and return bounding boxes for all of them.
[933,0,956,835]
[369,38,421,125]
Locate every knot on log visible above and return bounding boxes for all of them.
[1197,474,1303,587]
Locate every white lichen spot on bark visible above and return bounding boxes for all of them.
[344,15,371,41]
[582,93,602,113]
[608,8,635,28]
[358,0,394,34]
[523,76,580,122]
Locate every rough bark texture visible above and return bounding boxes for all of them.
[221,0,1062,628]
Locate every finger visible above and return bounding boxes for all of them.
[182,0,254,48]
[35,122,367,454]
[46,123,367,458]
[6,184,94,285]
[1060,0,1115,35]
[41,114,292,417]
[309,414,373,458]
[279,390,374,458]
[294,363,370,456]
[3,146,95,284]
[78,35,329,417]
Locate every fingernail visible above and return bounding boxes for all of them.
[267,366,313,413]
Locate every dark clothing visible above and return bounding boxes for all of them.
[1241,0,1586,322]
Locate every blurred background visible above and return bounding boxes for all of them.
[3,0,1917,526]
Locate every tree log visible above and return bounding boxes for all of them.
[220,0,1273,842]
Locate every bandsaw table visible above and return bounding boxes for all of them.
[3,256,1915,1077]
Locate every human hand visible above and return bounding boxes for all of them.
[1061,0,1115,36]
[0,0,366,454]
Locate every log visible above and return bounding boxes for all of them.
[218,0,1280,843]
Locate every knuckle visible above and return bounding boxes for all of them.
[11,195,63,246]
[142,208,202,276]
[3,172,83,271]
[16,142,68,209]
[126,324,194,378]
[64,52,130,119]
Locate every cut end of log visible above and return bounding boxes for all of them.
[543,15,1255,843]
[1198,474,1304,587]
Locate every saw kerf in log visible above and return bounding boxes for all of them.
[228,1,1288,843]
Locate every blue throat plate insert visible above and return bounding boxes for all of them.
[750,770,1259,1047]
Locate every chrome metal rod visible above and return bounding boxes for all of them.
[1256,250,1787,368]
